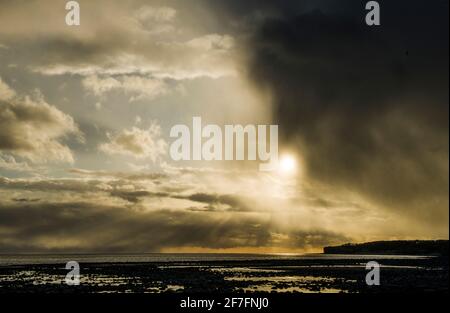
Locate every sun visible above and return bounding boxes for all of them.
[278,154,298,175]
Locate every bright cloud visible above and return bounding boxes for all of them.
[100,123,167,162]
[82,75,168,101]
[0,82,82,164]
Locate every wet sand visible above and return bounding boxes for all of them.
[0,256,447,293]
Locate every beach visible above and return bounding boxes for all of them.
[0,254,447,293]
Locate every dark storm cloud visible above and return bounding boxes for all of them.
[108,189,255,212]
[214,0,449,227]
[0,200,347,253]
[11,198,40,202]
[110,190,170,203]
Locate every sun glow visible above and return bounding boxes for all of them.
[278,154,298,175]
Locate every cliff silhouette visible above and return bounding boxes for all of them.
[324,240,449,256]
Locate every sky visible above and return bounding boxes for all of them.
[0,0,448,253]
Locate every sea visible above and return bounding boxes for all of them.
[0,253,429,266]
